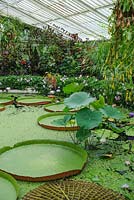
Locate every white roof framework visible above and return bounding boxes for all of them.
[0,0,114,40]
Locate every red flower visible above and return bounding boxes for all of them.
[21,60,26,65]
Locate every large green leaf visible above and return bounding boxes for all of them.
[100,105,125,120]
[63,82,84,94]
[76,108,102,129]
[76,128,92,142]
[52,114,72,126]
[91,95,105,110]
[64,92,95,109]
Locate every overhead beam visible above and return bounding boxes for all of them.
[30,0,105,37]
[0,0,110,39]
[78,0,110,19]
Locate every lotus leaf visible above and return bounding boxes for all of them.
[76,108,102,129]
[100,105,125,120]
[64,92,95,109]
[76,128,92,141]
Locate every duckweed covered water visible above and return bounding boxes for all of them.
[0,105,71,148]
[0,105,72,199]
[0,103,134,200]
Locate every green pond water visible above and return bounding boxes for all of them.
[0,104,72,199]
[17,98,51,103]
[0,177,17,200]
[0,97,134,200]
[45,103,65,111]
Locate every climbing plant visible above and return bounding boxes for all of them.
[103,0,134,105]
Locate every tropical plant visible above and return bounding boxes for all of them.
[103,0,134,105]
[53,90,126,148]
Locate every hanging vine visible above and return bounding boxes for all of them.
[104,0,134,105]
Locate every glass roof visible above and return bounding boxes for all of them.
[0,0,114,40]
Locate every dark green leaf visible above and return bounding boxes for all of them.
[108,122,123,133]
[76,108,102,129]
[76,128,92,141]
[51,118,66,126]
[100,105,125,120]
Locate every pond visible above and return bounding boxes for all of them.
[0,96,134,200]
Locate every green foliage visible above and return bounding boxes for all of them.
[0,15,100,77]
[76,129,92,142]
[76,108,102,129]
[0,75,49,94]
[63,82,84,95]
[64,92,95,109]
[52,114,73,126]
[103,0,134,105]
[91,95,105,110]
[100,105,125,120]
[64,91,125,146]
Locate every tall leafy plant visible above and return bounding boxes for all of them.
[64,92,124,148]
[103,0,134,105]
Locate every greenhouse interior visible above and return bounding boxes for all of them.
[0,0,134,200]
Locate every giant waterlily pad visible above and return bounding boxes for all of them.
[44,102,66,112]
[38,112,79,131]
[17,96,51,106]
[22,180,126,200]
[0,140,87,181]
[44,102,76,112]
[0,105,5,111]
[0,97,13,105]
[0,171,19,200]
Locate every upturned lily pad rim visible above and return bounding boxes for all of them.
[38,112,79,131]
[0,105,6,111]
[44,102,77,113]
[44,102,65,112]
[0,170,19,199]
[0,97,13,105]
[0,139,88,181]
[17,96,52,106]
